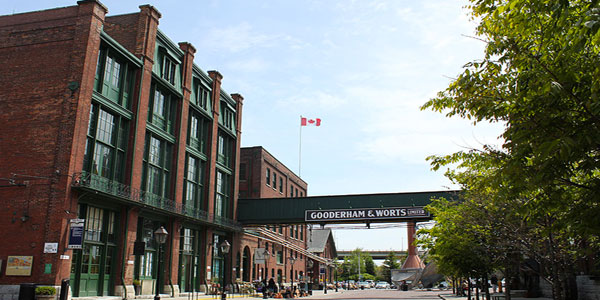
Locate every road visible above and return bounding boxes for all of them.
[302,288,450,300]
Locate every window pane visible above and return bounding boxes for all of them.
[96,109,115,145]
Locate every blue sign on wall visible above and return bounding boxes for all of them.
[68,219,85,249]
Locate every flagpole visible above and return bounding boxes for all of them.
[299,115,302,177]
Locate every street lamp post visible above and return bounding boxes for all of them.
[154,226,168,300]
[288,256,297,294]
[307,259,313,295]
[335,264,338,292]
[220,240,231,300]
[263,249,271,299]
[324,264,327,294]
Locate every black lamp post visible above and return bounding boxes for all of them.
[307,259,313,295]
[263,249,271,299]
[154,226,168,300]
[324,264,327,294]
[263,249,271,279]
[288,256,297,292]
[334,264,338,292]
[220,240,231,300]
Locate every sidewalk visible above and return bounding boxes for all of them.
[438,293,553,300]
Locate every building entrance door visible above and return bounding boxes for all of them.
[70,205,118,297]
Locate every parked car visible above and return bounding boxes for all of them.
[375,282,390,289]
[437,281,449,289]
[358,281,370,289]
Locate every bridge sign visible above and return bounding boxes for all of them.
[305,206,429,222]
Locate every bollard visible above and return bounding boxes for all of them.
[60,279,70,300]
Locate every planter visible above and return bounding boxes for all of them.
[36,295,56,300]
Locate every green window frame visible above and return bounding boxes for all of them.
[219,100,236,131]
[162,55,177,85]
[94,47,134,108]
[215,170,230,218]
[212,234,225,284]
[184,155,205,212]
[216,131,234,168]
[191,79,211,112]
[188,111,209,154]
[142,135,172,199]
[179,227,202,292]
[149,84,177,134]
[83,103,128,183]
[136,218,162,280]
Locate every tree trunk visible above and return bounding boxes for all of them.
[483,274,490,300]
[452,276,456,295]
[504,268,512,300]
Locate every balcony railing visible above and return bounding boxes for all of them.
[71,172,242,231]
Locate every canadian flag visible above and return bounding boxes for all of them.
[301,117,321,126]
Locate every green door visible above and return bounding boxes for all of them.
[180,254,191,292]
[103,246,115,295]
[79,244,102,296]
[72,205,118,297]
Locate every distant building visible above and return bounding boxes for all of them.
[236,146,309,285]
[307,228,338,289]
[0,1,242,298]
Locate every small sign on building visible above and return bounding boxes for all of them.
[68,219,85,249]
[254,248,266,264]
[44,243,58,253]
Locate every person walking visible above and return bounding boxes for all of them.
[490,274,498,294]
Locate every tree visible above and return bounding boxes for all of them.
[421,0,600,299]
[364,255,376,276]
[381,252,401,283]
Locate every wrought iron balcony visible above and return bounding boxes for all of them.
[71,172,242,231]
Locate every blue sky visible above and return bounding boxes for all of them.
[4,0,503,252]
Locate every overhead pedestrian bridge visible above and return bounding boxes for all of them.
[237,190,460,225]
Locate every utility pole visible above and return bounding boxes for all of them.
[358,254,361,281]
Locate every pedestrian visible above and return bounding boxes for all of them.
[490,274,498,294]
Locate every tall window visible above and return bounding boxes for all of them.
[188,112,209,154]
[84,104,128,182]
[290,184,293,197]
[184,155,204,212]
[179,228,201,292]
[266,169,271,186]
[138,219,161,279]
[149,85,176,134]
[279,178,283,193]
[162,56,177,85]
[215,170,230,218]
[95,48,134,108]
[217,131,234,168]
[212,234,225,283]
[142,135,172,199]
[220,100,235,131]
[272,173,277,189]
[191,80,211,111]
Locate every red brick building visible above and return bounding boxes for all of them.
[0,1,243,298]
[236,147,309,287]
[306,228,338,289]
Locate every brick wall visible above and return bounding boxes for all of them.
[0,1,106,285]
